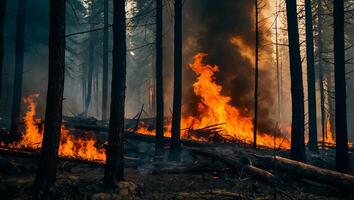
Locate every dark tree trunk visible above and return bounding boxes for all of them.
[10,0,26,136]
[155,0,164,155]
[84,4,95,115]
[305,0,318,152]
[102,0,109,121]
[333,0,350,173]
[33,0,66,191]
[0,0,6,98]
[317,0,326,147]
[103,0,126,187]
[170,0,182,160]
[285,0,306,162]
[275,0,281,121]
[253,0,259,149]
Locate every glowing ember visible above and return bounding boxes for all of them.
[11,95,105,162]
[137,53,290,149]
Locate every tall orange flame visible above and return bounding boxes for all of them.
[138,53,290,149]
[11,95,105,162]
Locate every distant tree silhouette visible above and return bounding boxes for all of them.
[305,0,318,152]
[0,0,6,98]
[155,0,164,155]
[10,0,26,136]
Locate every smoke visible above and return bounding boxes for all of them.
[175,0,276,132]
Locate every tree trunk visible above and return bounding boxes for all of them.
[84,3,96,116]
[285,0,306,162]
[0,0,6,98]
[33,0,66,192]
[10,0,26,136]
[103,0,126,187]
[253,0,259,149]
[102,0,109,121]
[275,0,281,121]
[317,0,326,147]
[333,0,350,173]
[155,0,164,155]
[305,0,318,152]
[170,0,182,159]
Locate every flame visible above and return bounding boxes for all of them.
[10,95,105,162]
[137,53,290,149]
[325,117,335,144]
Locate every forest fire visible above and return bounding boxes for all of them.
[9,94,106,162]
[139,53,291,149]
[325,117,335,145]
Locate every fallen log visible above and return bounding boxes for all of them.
[63,122,215,147]
[189,148,274,184]
[264,155,354,190]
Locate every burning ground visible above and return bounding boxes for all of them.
[1,56,354,199]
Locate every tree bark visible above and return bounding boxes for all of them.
[102,0,109,121]
[317,0,326,148]
[33,0,66,192]
[10,0,26,136]
[103,0,126,187]
[333,0,350,173]
[84,2,96,116]
[305,0,318,152]
[264,156,354,190]
[285,0,306,162]
[253,0,259,149]
[170,0,182,159]
[155,0,164,155]
[0,0,6,98]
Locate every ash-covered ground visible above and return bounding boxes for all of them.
[1,140,354,200]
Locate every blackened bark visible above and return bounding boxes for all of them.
[285,0,306,162]
[103,0,126,187]
[0,0,6,98]
[170,0,182,160]
[317,0,326,147]
[10,0,26,136]
[333,0,350,173]
[253,0,258,149]
[155,0,164,155]
[33,0,66,191]
[305,0,318,151]
[102,0,109,121]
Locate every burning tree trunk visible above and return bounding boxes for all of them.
[253,0,259,149]
[155,0,164,155]
[102,0,109,121]
[33,0,66,191]
[305,0,318,152]
[333,0,350,173]
[0,0,5,98]
[285,0,306,162]
[170,0,182,159]
[10,0,26,136]
[103,0,126,187]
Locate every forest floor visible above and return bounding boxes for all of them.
[1,140,354,200]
